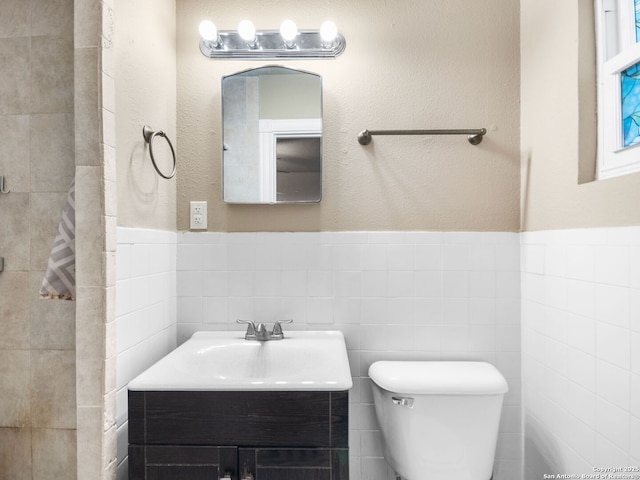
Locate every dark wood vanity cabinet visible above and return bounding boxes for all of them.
[129,445,237,480]
[128,390,349,480]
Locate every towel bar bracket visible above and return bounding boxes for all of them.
[357,128,487,146]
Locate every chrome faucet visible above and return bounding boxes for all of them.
[236,319,293,341]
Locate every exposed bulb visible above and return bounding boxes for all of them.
[280,19,298,44]
[238,19,256,43]
[198,20,218,41]
[320,20,338,44]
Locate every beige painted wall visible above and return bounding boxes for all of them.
[176,0,521,232]
[115,0,177,230]
[521,0,640,231]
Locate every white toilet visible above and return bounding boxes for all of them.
[369,361,508,480]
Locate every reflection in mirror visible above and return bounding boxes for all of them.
[277,136,321,202]
[222,66,322,203]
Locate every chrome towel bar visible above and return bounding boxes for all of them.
[357,128,487,146]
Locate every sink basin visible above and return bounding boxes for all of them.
[128,330,353,391]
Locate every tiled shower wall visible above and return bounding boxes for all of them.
[0,0,77,477]
[521,228,640,479]
[175,230,522,480]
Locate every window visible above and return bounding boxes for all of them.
[595,0,640,178]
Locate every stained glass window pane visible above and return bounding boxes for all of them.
[622,61,640,147]
[636,0,640,42]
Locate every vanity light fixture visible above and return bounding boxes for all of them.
[320,21,339,47]
[237,19,258,48]
[198,19,346,59]
[280,19,298,49]
[198,20,220,46]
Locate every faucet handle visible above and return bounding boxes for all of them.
[236,319,256,338]
[272,319,293,336]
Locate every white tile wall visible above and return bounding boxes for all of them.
[115,228,178,480]
[115,223,640,480]
[521,227,640,480]
[176,231,522,480]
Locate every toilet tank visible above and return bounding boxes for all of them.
[369,361,509,480]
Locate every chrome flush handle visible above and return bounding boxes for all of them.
[392,396,415,408]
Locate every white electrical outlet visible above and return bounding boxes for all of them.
[190,201,208,230]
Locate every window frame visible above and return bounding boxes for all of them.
[595,0,640,179]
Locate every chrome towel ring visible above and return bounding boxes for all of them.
[142,125,176,179]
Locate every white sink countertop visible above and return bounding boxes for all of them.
[128,330,353,392]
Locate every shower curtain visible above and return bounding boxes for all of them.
[39,177,76,300]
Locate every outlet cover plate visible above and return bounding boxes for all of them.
[190,201,207,230]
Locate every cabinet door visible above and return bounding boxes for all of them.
[239,448,348,480]
[129,445,237,480]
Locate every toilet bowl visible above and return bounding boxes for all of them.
[369,361,508,480]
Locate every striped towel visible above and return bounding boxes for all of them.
[40,178,76,300]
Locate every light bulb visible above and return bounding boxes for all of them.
[238,19,256,43]
[280,19,298,44]
[198,20,218,41]
[320,20,338,44]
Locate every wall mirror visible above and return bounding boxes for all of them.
[222,65,322,204]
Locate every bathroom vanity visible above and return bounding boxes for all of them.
[128,390,348,479]
[127,331,352,480]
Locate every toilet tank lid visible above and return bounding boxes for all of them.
[368,361,509,395]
